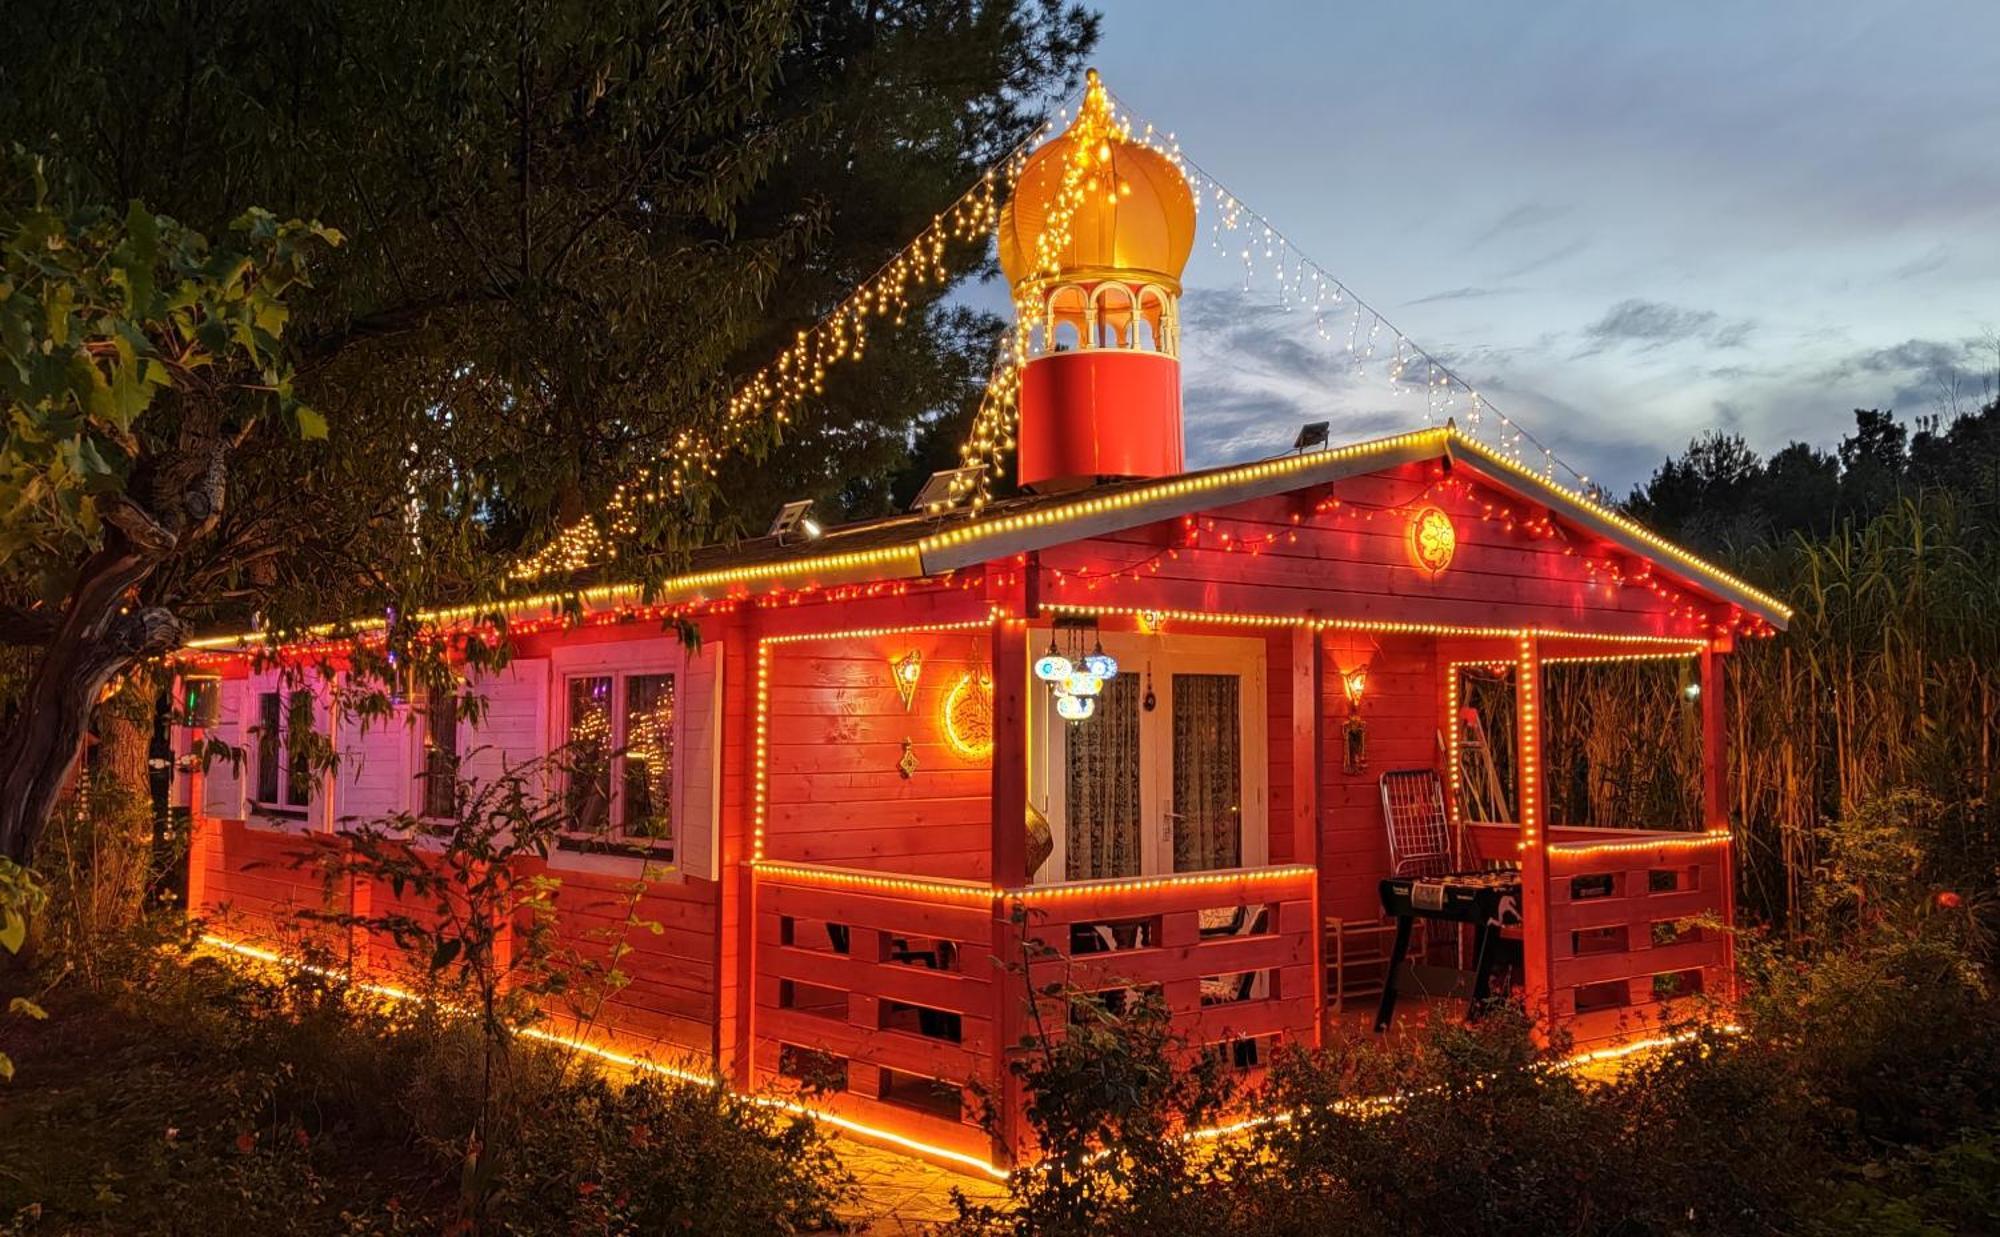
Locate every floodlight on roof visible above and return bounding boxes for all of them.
[769,499,821,543]
[910,464,987,514]
[1294,421,1331,453]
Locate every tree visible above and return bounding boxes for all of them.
[0,1,1093,863]
[0,163,336,861]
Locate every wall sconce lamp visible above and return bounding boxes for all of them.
[1342,666,1368,710]
[1342,661,1371,775]
[892,649,922,710]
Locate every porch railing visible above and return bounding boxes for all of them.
[1465,823,1733,1047]
[1545,826,1732,1048]
[751,865,999,1162]
[1009,865,1320,1059]
[748,862,1319,1164]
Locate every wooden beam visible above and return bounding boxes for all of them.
[1700,641,1737,1002]
[1514,634,1554,1030]
[987,612,1030,1167]
[1290,623,1324,1043]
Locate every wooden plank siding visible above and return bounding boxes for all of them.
[1034,464,1726,639]
[760,629,996,880]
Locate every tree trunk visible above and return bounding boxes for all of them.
[91,677,160,926]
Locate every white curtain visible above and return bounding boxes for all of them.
[1172,674,1242,872]
[1065,673,1142,880]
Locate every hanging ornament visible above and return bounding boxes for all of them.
[1143,661,1157,712]
[1056,693,1096,722]
[1034,642,1074,683]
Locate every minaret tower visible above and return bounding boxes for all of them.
[997,70,1196,492]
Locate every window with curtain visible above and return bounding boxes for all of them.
[1064,673,1142,880]
[1172,673,1242,871]
[251,688,318,813]
[421,688,458,819]
[564,675,613,834]
[620,673,675,842]
[561,669,676,854]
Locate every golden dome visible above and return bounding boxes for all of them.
[997,71,1196,292]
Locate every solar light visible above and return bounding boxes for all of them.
[769,499,820,542]
[1293,421,1330,452]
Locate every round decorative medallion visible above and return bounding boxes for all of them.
[1408,505,1457,576]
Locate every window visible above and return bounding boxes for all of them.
[252,688,317,814]
[561,670,675,854]
[420,688,458,819]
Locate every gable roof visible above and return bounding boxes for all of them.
[184,425,1789,653]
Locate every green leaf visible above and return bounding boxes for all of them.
[7,996,46,1020]
[0,907,24,954]
[293,404,328,440]
[0,1050,13,1082]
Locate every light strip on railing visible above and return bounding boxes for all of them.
[1007,864,1315,902]
[197,933,1007,1177]
[1546,829,1732,858]
[753,860,996,905]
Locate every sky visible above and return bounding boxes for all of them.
[1013,0,2000,493]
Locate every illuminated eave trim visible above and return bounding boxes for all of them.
[1044,601,1712,647]
[915,426,1450,572]
[181,545,930,654]
[1443,431,1793,628]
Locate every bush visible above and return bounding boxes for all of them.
[0,937,849,1233]
[959,791,2000,1237]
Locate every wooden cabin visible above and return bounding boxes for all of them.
[172,77,1789,1174]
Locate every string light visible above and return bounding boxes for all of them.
[1546,829,1732,858]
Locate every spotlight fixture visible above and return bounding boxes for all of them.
[1293,421,1330,453]
[769,499,821,544]
[910,464,987,514]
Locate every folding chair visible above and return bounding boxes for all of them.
[1380,768,1458,878]
[1379,768,1461,963]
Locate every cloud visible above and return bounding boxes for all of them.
[1465,202,1570,250]
[1891,245,1950,281]
[1405,285,1519,306]
[1494,238,1590,281]
[1579,299,1755,353]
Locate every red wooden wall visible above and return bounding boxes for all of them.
[761,629,995,880]
[1035,463,1722,639]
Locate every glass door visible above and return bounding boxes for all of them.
[1033,633,1266,883]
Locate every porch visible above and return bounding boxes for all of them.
[741,613,1738,1170]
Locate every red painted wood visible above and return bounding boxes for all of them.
[988,615,1030,1166]
[1292,625,1324,1042]
[1516,636,1554,1029]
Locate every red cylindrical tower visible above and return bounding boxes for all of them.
[997,71,1196,492]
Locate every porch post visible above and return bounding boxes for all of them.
[988,612,1031,1168]
[720,612,758,1091]
[1291,623,1324,1044]
[1700,638,1737,1001]
[1514,634,1553,1027]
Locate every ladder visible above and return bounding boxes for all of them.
[1455,705,1513,824]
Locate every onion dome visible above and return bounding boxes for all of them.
[997,70,1197,292]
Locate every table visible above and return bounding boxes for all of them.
[1374,868,1523,1032]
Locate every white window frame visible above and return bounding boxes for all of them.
[246,671,333,832]
[549,640,686,866]
[1029,631,1268,884]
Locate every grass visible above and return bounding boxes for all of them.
[0,962,448,1233]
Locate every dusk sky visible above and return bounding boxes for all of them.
[1033,0,2000,492]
